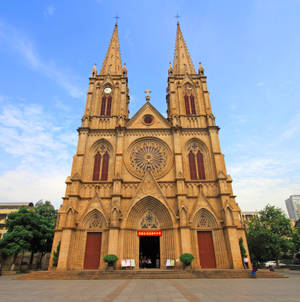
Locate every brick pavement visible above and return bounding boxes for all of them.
[0,272,299,302]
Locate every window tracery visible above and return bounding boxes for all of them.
[140,210,159,229]
[187,142,205,180]
[92,143,110,181]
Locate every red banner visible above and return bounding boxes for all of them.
[137,230,162,237]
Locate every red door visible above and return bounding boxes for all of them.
[197,231,216,268]
[84,232,102,269]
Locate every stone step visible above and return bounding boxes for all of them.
[15,269,285,280]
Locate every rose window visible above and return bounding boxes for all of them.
[125,138,172,179]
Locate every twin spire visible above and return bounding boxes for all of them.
[100,24,122,76]
[95,22,199,77]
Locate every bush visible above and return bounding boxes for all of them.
[103,254,118,266]
[52,241,61,267]
[180,253,194,266]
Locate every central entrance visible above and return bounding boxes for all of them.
[139,236,160,268]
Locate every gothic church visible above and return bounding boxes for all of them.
[50,22,249,270]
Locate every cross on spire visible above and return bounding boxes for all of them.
[174,12,181,22]
[144,89,152,102]
[114,14,120,24]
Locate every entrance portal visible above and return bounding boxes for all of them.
[139,236,160,268]
[84,232,102,269]
[197,231,216,268]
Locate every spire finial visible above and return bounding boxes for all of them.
[174,12,181,23]
[114,14,120,25]
[144,89,152,102]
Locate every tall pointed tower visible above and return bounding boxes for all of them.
[50,22,249,271]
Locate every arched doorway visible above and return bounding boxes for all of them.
[82,209,106,269]
[124,196,174,269]
[193,208,217,268]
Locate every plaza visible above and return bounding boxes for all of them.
[0,271,299,302]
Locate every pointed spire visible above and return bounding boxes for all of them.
[100,24,122,76]
[173,22,195,75]
[198,62,204,75]
[91,63,97,77]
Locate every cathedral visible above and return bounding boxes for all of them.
[50,22,249,271]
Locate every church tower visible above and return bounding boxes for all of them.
[50,22,249,271]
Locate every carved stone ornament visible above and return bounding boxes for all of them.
[140,210,159,229]
[197,213,214,228]
[125,138,173,179]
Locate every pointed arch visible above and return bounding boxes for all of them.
[193,208,217,229]
[125,196,173,229]
[185,138,213,180]
[90,140,113,181]
[82,209,106,230]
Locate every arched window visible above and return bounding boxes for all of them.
[184,89,196,115]
[188,151,197,180]
[190,95,196,114]
[100,88,112,116]
[100,152,109,181]
[184,95,190,115]
[92,153,101,181]
[92,145,110,181]
[187,143,206,180]
[100,96,106,116]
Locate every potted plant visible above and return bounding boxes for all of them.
[103,254,118,271]
[180,253,194,270]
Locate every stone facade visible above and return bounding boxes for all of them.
[50,23,249,271]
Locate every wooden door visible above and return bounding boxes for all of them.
[84,232,102,269]
[197,231,216,268]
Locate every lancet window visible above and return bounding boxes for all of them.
[92,144,110,181]
[184,85,196,115]
[100,87,112,116]
[187,143,205,180]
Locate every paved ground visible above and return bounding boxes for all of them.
[0,271,299,302]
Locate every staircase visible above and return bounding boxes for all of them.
[15,269,285,280]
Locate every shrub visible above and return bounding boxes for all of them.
[103,254,118,266]
[52,241,61,267]
[180,253,194,266]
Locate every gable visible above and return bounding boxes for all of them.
[126,102,170,129]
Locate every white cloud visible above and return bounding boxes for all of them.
[0,100,76,208]
[44,5,55,17]
[0,20,84,99]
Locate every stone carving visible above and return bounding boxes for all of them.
[140,210,159,229]
[125,138,172,179]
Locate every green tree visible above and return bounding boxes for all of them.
[34,201,57,267]
[292,223,300,254]
[246,205,293,265]
[0,202,57,269]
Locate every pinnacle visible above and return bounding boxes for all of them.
[100,23,122,76]
[173,23,195,75]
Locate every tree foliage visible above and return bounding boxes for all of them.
[246,205,293,264]
[0,201,57,267]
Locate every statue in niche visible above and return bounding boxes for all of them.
[140,210,159,229]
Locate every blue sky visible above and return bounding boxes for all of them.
[0,0,299,213]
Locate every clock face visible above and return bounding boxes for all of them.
[104,87,112,94]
